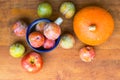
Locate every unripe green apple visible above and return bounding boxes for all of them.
[10,43,25,58]
[37,2,52,18]
[60,33,75,49]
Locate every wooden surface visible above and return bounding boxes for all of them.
[0,0,120,80]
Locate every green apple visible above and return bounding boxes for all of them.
[10,43,25,58]
[37,2,52,18]
[60,33,75,49]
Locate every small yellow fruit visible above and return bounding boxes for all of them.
[10,43,25,58]
[60,2,75,19]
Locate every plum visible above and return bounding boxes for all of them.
[35,21,47,33]
[43,38,55,49]
[29,32,45,48]
[12,21,27,37]
[43,22,61,40]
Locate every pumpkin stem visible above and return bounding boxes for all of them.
[88,25,96,31]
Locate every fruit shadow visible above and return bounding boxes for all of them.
[19,17,31,26]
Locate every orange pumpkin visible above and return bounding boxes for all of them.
[73,6,114,45]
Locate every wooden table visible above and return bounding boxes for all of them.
[0,0,120,80]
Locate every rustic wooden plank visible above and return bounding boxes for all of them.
[0,46,120,80]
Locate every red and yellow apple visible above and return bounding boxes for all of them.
[79,46,95,62]
[21,52,43,73]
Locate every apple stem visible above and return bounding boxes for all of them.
[88,25,96,31]
[31,61,34,64]
[30,59,35,64]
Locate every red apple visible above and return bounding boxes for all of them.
[43,38,55,49]
[28,32,45,48]
[21,52,43,73]
[79,46,95,62]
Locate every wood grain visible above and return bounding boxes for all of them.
[0,0,120,80]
